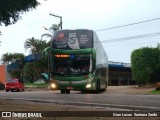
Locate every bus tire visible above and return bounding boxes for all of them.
[61,90,65,94]
[81,90,86,94]
[66,90,70,94]
[95,80,100,93]
[101,82,107,92]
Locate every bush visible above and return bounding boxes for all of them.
[155,82,160,90]
[131,47,160,86]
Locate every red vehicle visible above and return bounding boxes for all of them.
[5,79,24,92]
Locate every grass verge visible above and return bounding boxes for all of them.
[25,82,49,87]
[148,90,160,95]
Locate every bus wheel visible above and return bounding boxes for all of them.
[61,90,65,94]
[66,90,70,94]
[95,80,100,93]
[81,90,86,94]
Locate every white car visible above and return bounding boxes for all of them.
[34,79,45,84]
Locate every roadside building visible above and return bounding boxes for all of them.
[0,65,7,85]
[0,65,11,85]
[108,61,136,86]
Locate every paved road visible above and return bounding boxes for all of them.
[0,88,160,111]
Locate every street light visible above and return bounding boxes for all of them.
[42,26,53,34]
[48,50,51,83]
[41,27,53,83]
[41,26,53,41]
[49,13,62,29]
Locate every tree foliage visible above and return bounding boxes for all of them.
[131,47,160,86]
[2,52,24,64]
[0,0,40,26]
[1,53,24,78]
[23,38,49,82]
[23,60,48,83]
[41,24,60,41]
[24,37,49,54]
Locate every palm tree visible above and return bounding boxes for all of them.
[36,40,50,53]
[24,37,38,54]
[1,52,24,64]
[23,24,59,82]
[2,53,24,78]
[24,37,49,82]
[1,52,12,64]
[41,24,60,40]
[11,53,24,62]
[24,37,49,54]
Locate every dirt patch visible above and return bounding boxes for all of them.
[106,86,155,94]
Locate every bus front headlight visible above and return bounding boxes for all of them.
[86,84,92,88]
[51,83,56,89]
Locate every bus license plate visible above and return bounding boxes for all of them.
[67,87,73,90]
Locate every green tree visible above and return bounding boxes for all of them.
[41,24,60,40]
[1,52,24,64]
[23,60,48,83]
[11,53,24,62]
[24,37,38,54]
[1,52,12,64]
[24,37,49,54]
[131,47,160,86]
[24,38,49,82]
[0,0,40,26]
[2,53,24,78]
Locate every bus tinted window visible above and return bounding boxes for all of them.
[53,54,91,76]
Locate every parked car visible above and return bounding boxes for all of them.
[5,79,24,92]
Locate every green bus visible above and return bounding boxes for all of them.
[43,29,108,93]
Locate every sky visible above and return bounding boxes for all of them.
[0,0,160,63]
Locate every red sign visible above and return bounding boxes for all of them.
[58,33,64,38]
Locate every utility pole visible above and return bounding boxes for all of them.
[158,43,160,49]
[0,31,2,46]
[49,13,62,29]
[48,50,51,83]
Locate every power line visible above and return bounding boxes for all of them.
[96,17,160,32]
[104,41,160,46]
[2,32,160,45]
[101,32,160,43]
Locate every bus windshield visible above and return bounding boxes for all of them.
[53,54,91,76]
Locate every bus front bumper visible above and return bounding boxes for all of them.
[50,80,96,91]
